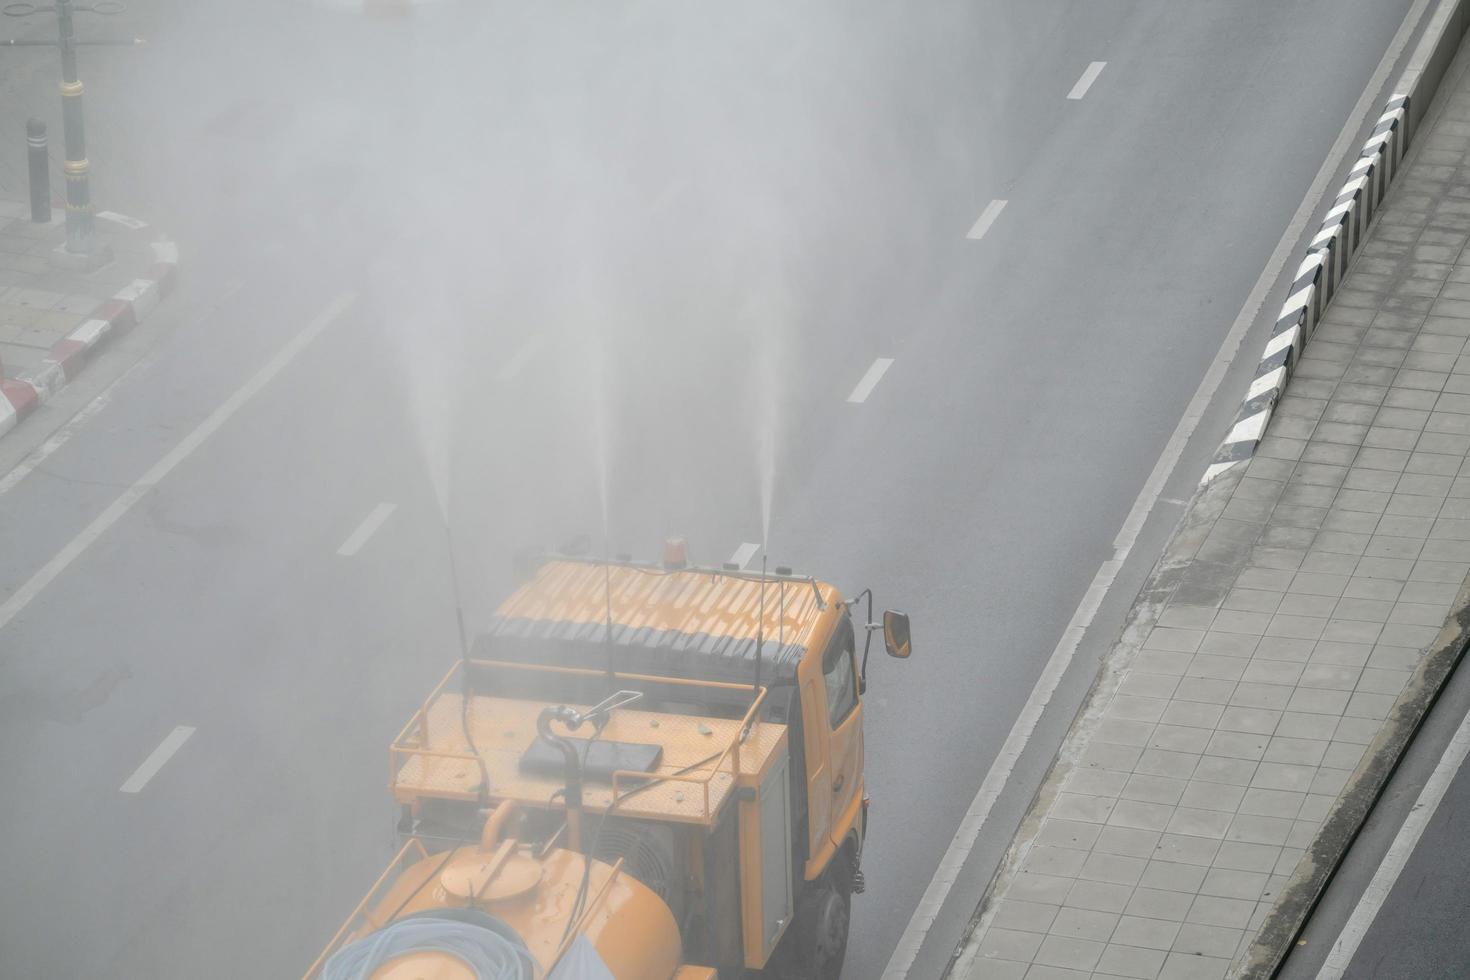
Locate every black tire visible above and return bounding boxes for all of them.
[767,859,851,980]
[802,877,850,980]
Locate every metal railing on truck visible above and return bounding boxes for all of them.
[389,658,771,827]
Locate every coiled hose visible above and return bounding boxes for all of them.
[321,911,535,980]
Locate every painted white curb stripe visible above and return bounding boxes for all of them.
[152,240,179,264]
[1341,174,1370,198]
[1283,284,1314,316]
[1226,409,1271,445]
[1203,460,1245,484]
[1312,225,1342,248]
[119,725,195,793]
[847,358,894,403]
[116,279,160,319]
[69,318,112,349]
[26,361,64,400]
[1249,365,1288,401]
[1264,327,1300,362]
[338,502,397,556]
[1316,702,1470,978]
[1297,252,1326,278]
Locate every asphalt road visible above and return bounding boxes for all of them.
[0,0,1426,977]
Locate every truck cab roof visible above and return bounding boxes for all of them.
[473,558,843,686]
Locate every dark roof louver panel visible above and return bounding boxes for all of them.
[473,615,805,685]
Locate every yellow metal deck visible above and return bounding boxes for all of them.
[392,691,787,825]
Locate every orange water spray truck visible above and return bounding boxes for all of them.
[304,545,912,979]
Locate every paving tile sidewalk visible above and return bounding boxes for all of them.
[0,198,177,438]
[953,41,1470,980]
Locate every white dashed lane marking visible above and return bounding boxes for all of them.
[1067,61,1107,100]
[337,502,397,557]
[119,726,195,794]
[966,199,1007,241]
[847,358,894,404]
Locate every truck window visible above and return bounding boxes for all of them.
[823,619,858,727]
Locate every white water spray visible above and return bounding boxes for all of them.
[759,415,776,551]
[751,288,788,551]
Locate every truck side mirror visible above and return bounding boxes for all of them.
[883,611,912,659]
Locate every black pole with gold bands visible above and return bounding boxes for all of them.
[2,0,142,264]
[26,118,49,223]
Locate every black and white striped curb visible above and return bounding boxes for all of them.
[1203,94,1411,484]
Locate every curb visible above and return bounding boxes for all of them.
[1201,0,1470,487]
[0,233,179,440]
[1202,95,1411,485]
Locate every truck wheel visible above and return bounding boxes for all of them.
[764,858,852,980]
[771,875,847,980]
[804,878,850,980]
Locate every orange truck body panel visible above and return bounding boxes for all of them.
[309,557,875,979]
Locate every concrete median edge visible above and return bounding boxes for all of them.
[1203,0,1470,489]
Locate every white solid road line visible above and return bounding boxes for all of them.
[882,0,1432,973]
[729,542,760,569]
[965,199,1007,241]
[119,725,196,794]
[0,291,357,635]
[1067,61,1107,100]
[1316,703,1470,978]
[496,335,540,383]
[847,358,894,403]
[337,502,397,557]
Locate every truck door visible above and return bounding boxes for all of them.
[822,616,863,853]
[802,675,832,861]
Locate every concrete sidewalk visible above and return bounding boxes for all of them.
[952,29,1470,980]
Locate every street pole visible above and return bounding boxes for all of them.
[2,0,139,266]
[26,118,49,223]
[55,0,96,256]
